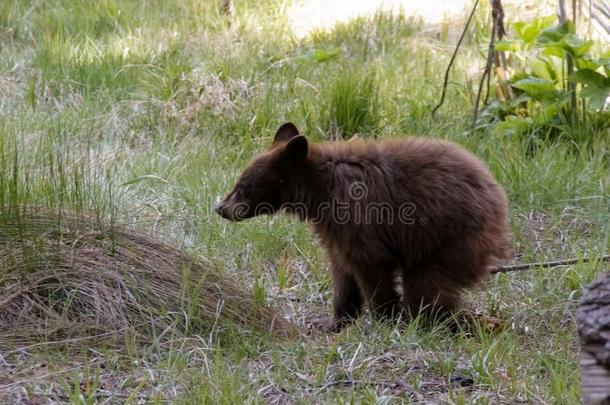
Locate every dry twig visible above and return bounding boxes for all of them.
[490,255,610,274]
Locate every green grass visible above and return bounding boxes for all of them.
[322,66,380,138]
[1,0,609,403]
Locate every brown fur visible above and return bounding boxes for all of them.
[216,123,511,331]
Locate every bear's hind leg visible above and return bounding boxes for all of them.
[403,240,490,323]
[402,263,461,322]
[353,261,402,320]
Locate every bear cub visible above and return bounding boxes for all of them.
[216,123,510,331]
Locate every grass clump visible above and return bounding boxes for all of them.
[322,67,380,138]
[0,208,295,349]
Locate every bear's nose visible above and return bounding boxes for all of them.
[214,202,223,215]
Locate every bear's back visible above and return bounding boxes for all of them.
[311,137,509,264]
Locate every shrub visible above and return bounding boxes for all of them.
[481,17,610,142]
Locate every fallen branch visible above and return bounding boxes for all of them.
[490,255,610,274]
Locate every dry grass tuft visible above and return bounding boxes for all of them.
[0,208,295,349]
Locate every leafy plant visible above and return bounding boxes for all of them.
[486,17,610,139]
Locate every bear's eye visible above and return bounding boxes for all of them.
[238,183,251,197]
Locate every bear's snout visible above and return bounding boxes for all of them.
[214,201,224,216]
[215,200,234,220]
[215,197,250,222]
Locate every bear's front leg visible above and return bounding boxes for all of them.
[312,266,363,332]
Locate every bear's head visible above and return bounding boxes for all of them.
[215,122,309,221]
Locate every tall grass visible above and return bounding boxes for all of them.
[322,67,380,138]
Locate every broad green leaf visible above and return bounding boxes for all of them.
[562,34,593,57]
[540,91,570,108]
[531,58,558,81]
[597,54,610,77]
[513,77,561,101]
[512,16,555,45]
[580,85,610,109]
[537,21,574,45]
[496,116,533,136]
[576,56,601,71]
[538,15,558,29]
[569,69,607,87]
[537,26,592,58]
[495,40,518,52]
[509,93,530,108]
[514,22,540,44]
[571,70,610,109]
[535,103,560,124]
[542,45,567,59]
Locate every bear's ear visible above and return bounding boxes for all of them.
[280,135,308,164]
[273,122,300,144]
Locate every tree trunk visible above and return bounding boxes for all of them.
[578,272,610,404]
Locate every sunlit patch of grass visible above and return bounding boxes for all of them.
[308,11,420,59]
[32,30,190,100]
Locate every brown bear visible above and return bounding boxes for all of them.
[216,123,510,331]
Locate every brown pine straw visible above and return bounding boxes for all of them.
[0,209,295,350]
